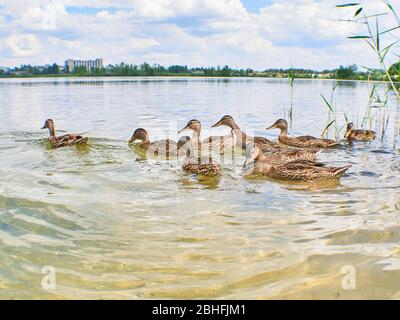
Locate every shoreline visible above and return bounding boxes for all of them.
[0,74,395,84]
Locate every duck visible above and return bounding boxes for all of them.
[178,119,236,155]
[129,128,178,159]
[212,115,320,161]
[41,119,88,148]
[243,145,350,181]
[266,119,340,148]
[344,122,376,141]
[212,115,279,150]
[248,146,322,165]
[177,136,221,177]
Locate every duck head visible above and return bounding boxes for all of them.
[211,115,240,129]
[178,119,201,135]
[344,122,355,139]
[266,119,288,132]
[41,119,55,136]
[129,128,149,144]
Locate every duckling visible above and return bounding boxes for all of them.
[243,145,350,181]
[212,115,279,150]
[129,128,178,159]
[344,122,376,141]
[267,119,340,148]
[41,119,88,148]
[177,136,221,177]
[178,119,236,154]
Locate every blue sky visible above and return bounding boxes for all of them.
[242,0,275,12]
[0,0,399,70]
[63,1,275,15]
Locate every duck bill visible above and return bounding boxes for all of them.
[211,120,223,128]
[129,138,143,144]
[266,124,276,130]
[178,125,189,134]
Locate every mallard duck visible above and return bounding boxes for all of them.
[177,136,221,177]
[178,119,236,154]
[266,119,340,148]
[212,115,279,150]
[41,119,88,148]
[129,128,178,159]
[212,115,320,161]
[344,123,376,141]
[243,145,350,181]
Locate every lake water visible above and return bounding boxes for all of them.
[0,77,400,299]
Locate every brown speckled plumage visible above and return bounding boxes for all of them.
[41,119,88,149]
[243,146,350,181]
[129,128,178,159]
[177,136,221,177]
[267,119,340,148]
[257,147,321,165]
[212,115,322,161]
[344,123,376,141]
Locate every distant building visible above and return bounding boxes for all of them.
[65,58,103,72]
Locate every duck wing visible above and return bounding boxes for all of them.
[183,157,221,177]
[254,136,280,149]
[270,162,350,181]
[291,135,339,148]
[54,133,88,148]
[354,129,376,140]
[281,160,326,170]
[264,148,320,163]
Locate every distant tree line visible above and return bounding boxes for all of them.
[12,63,60,75]
[68,63,388,80]
[1,61,397,81]
[69,63,256,77]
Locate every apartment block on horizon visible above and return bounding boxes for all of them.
[65,58,103,72]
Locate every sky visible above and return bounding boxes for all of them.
[0,0,399,70]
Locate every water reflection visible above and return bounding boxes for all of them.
[0,77,399,299]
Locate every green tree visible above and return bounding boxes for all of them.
[335,64,358,79]
[73,66,87,76]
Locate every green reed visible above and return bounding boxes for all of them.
[334,1,400,143]
[321,81,343,140]
[337,1,400,98]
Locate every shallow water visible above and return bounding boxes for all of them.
[0,77,400,299]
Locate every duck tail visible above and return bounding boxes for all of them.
[333,165,351,178]
[315,149,323,156]
[329,141,341,147]
[76,137,89,145]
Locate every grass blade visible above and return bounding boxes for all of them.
[321,120,336,138]
[336,3,361,7]
[321,94,334,112]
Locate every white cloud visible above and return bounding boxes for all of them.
[6,34,41,57]
[0,0,399,69]
[128,0,247,19]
